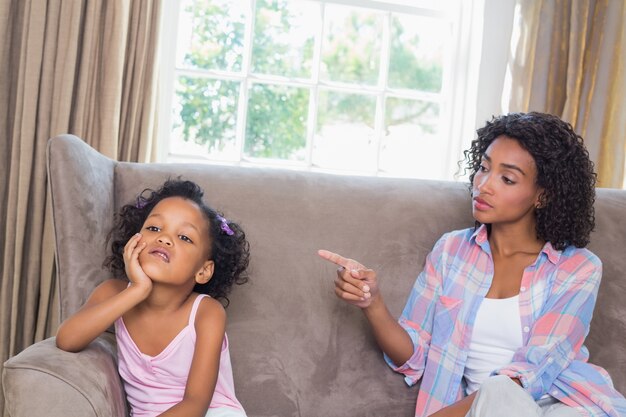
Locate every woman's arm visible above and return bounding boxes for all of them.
[158,298,226,417]
[428,392,476,417]
[360,279,415,366]
[318,250,414,365]
[366,299,415,366]
[319,234,447,380]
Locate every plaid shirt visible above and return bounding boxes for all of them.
[385,225,626,417]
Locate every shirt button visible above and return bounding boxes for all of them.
[520,286,526,292]
[547,358,554,363]
[523,326,530,332]
[552,390,559,396]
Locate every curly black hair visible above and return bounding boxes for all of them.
[462,112,596,250]
[103,179,250,305]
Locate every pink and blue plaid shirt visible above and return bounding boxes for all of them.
[386,225,626,417]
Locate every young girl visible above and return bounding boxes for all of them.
[319,112,626,417]
[56,179,250,417]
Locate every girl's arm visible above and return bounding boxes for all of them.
[159,298,226,417]
[55,278,149,352]
[56,233,152,352]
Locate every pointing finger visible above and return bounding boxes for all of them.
[318,249,350,267]
[318,249,364,270]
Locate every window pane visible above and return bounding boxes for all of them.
[388,14,447,92]
[379,97,442,178]
[252,0,318,78]
[320,5,383,85]
[176,0,247,72]
[172,76,240,159]
[166,1,464,180]
[245,84,309,160]
[313,90,377,170]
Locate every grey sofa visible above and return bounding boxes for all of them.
[3,134,626,417]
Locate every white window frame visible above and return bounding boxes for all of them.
[157,0,489,181]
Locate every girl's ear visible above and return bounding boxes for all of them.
[195,260,215,285]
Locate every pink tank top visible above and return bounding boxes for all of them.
[114,294,244,416]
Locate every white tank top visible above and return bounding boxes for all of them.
[464,295,523,395]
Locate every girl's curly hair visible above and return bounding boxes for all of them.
[462,112,596,250]
[103,179,250,305]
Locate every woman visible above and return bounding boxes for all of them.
[319,112,626,417]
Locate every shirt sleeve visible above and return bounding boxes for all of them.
[384,233,448,386]
[493,252,602,400]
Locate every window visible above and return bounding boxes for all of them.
[158,0,481,180]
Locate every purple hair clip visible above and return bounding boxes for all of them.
[216,214,234,236]
[135,197,148,209]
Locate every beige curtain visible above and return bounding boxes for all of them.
[0,1,161,415]
[505,0,626,188]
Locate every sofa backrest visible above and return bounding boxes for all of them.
[48,134,625,416]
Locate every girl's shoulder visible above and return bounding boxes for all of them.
[194,294,226,325]
[192,295,227,341]
[88,278,127,303]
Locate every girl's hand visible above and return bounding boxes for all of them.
[124,233,152,295]
[318,249,379,309]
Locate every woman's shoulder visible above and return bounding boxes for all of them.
[557,244,602,269]
[435,227,478,247]
[424,227,479,262]
[443,226,477,239]
[545,245,603,293]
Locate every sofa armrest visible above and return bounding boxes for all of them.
[2,334,127,417]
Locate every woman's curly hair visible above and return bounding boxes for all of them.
[103,179,250,305]
[462,112,596,250]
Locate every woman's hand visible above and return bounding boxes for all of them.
[318,249,379,309]
[318,249,415,365]
[124,233,152,296]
